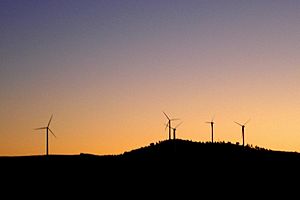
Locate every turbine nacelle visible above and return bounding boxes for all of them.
[234,119,250,128]
[163,111,180,122]
[164,121,183,131]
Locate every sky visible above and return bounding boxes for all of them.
[1,0,300,156]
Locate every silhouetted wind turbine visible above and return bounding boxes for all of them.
[234,119,250,147]
[206,116,215,143]
[163,112,179,140]
[35,114,56,156]
[172,122,183,140]
[166,122,183,140]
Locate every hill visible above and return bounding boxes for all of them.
[2,139,300,174]
[3,139,300,163]
[122,139,300,162]
[1,139,300,193]
[2,139,300,167]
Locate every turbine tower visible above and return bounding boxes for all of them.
[206,116,215,143]
[35,114,56,155]
[234,119,250,147]
[163,112,179,140]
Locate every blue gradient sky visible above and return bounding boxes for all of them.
[1,0,300,155]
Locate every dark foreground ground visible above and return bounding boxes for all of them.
[1,140,299,195]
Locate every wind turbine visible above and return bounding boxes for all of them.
[163,112,179,140]
[171,122,183,140]
[166,122,183,140]
[234,119,250,147]
[35,114,56,156]
[206,116,215,143]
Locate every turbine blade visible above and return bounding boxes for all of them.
[211,115,215,122]
[34,127,47,130]
[164,123,169,131]
[175,122,183,128]
[170,118,180,121]
[48,114,53,127]
[49,128,56,138]
[244,119,251,126]
[165,125,169,131]
[205,122,211,124]
[162,111,170,120]
[234,121,243,126]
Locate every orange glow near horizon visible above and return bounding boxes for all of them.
[1,82,300,156]
[1,1,300,156]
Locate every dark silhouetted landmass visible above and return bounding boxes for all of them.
[1,140,300,194]
[2,139,300,169]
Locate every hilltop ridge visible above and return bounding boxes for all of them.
[2,139,300,163]
[121,139,300,162]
